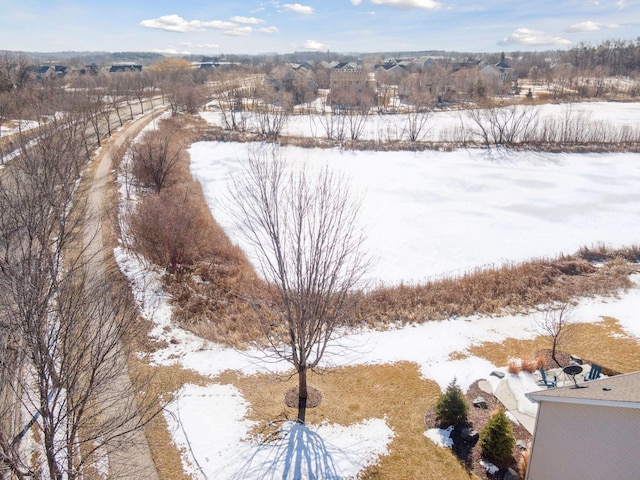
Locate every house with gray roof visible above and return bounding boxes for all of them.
[525,371,640,479]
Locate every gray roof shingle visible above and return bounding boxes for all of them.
[527,371,640,407]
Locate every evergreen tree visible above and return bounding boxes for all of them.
[434,378,469,427]
[479,409,515,462]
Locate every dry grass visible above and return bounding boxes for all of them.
[219,362,478,479]
[359,255,637,327]
[468,317,640,375]
[566,317,640,374]
[125,114,267,348]
[507,357,541,375]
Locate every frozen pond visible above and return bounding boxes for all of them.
[189,142,640,285]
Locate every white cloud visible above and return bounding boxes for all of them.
[565,20,620,33]
[369,0,440,9]
[139,14,237,33]
[180,42,220,49]
[617,0,628,8]
[498,28,572,47]
[565,20,602,32]
[224,27,254,36]
[282,3,315,14]
[351,0,363,4]
[153,47,191,55]
[303,39,329,51]
[259,26,280,34]
[230,16,265,25]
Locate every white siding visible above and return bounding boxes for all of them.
[527,402,640,480]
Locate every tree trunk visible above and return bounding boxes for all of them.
[297,366,308,424]
[551,341,561,367]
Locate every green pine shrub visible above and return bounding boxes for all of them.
[479,409,515,463]
[434,379,469,427]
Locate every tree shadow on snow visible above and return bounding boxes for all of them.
[228,421,341,480]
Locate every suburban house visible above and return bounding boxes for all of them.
[374,63,407,83]
[525,371,640,479]
[332,61,359,72]
[268,64,317,94]
[329,70,374,93]
[409,56,437,71]
[108,64,142,73]
[479,60,516,83]
[30,65,70,80]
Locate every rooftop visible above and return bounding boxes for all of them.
[527,371,640,408]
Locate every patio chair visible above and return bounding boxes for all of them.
[583,363,602,382]
[538,366,557,388]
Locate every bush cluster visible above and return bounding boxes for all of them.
[434,379,468,427]
[479,409,515,463]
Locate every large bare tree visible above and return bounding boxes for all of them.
[232,146,368,423]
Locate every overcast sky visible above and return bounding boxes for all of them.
[1,0,638,55]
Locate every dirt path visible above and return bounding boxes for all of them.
[84,108,165,479]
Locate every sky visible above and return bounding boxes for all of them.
[1,0,639,56]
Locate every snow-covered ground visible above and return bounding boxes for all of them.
[190,141,640,286]
[200,101,640,143]
[0,119,40,137]
[114,102,640,479]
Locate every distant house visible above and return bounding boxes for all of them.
[268,65,318,94]
[374,63,407,82]
[408,57,437,72]
[480,60,516,83]
[54,65,69,77]
[35,65,55,79]
[298,61,314,70]
[329,70,374,93]
[109,64,142,73]
[333,62,358,72]
[525,371,640,479]
[320,60,338,69]
[197,62,218,71]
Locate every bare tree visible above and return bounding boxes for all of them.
[129,127,182,192]
[330,88,374,143]
[129,181,213,275]
[251,86,292,141]
[401,74,435,143]
[211,71,256,131]
[0,120,157,479]
[231,146,368,423]
[466,101,538,146]
[536,302,576,368]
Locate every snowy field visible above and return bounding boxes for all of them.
[200,101,640,143]
[190,142,640,285]
[115,102,640,479]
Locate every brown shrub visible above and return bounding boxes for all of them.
[358,248,636,327]
[507,357,538,375]
[507,359,521,375]
[129,181,215,274]
[520,357,539,373]
[518,451,530,479]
